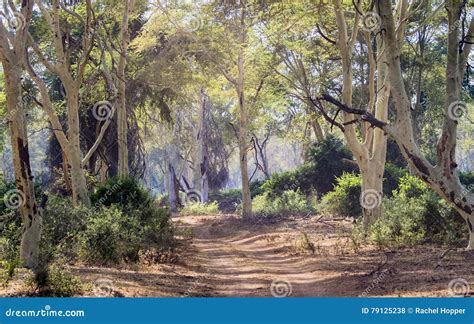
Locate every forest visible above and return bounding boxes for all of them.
[0,0,473,298]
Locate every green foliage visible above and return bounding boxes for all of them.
[78,206,126,264]
[305,135,356,195]
[370,197,426,248]
[42,178,174,266]
[250,180,266,197]
[368,175,467,248]
[320,173,362,218]
[78,202,173,265]
[259,135,356,198]
[383,163,408,197]
[41,195,89,261]
[251,189,314,218]
[91,176,151,211]
[209,189,242,213]
[46,263,83,297]
[26,261,83,297]
[180,201,220,216]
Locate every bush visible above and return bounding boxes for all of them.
[251,189,314,218]
[25,261,83,297]
[370,197,426,248]
[40,195,89,262]
[78,202,173,265]
[368,175,467,247]
[320,173,362,218]
[304,135,357,195]
[180,201,220,216]
[46,263,83,297]
[91,176,151,212]
[209,189,242,213]
[383,163,408,197]
[259,135,356,198]
[78,206,127,264]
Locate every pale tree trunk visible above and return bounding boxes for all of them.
[236,29,252,218]
[3,64,42,268]
[378,0,474,249]
[117,0,135,177]
[0,0,42,268]
[66,87,91,207]
[333,0,388,229]
[310,118,325,142]
[25,0,97,207]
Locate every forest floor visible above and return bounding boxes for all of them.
[2,214,473,297]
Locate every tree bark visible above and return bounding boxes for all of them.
[0,0,42,268]
[117,0,135,177]
[66,87,91,207]
[3,64,42,268]
[332,0,388,229]
[236,13,252,218]
[378,0,474,249]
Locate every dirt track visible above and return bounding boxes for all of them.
[2,214,473,297]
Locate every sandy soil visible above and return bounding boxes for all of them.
[2,214,473,297]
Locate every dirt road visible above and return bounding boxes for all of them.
[2,214,472,297]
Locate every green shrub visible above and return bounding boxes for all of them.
[370,197,426,248]
[304,135,357,195]
[251,189,314,217]
[180,201,220,216]
[78,206,126,264]
[40,195,89,262]
[259,135,356,198]
[47,263,83,297]
[209,189,242,213]
[383,163,408,197]
[368,175,467,247]
[78,202,173,265]
[25,261,83,297]
[91,176,151,211]
[250,180,266,197]
[320,173,362,218]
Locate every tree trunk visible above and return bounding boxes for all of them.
[168,163,179,212]
[117,0,135,177]
[66,88,91,207]
[378,0,474,249]
[310,118,325,142]
[2,63,42,268]
[237,47,252,219]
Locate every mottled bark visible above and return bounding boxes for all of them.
[0,0,41,268]
[378,0,474,249]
